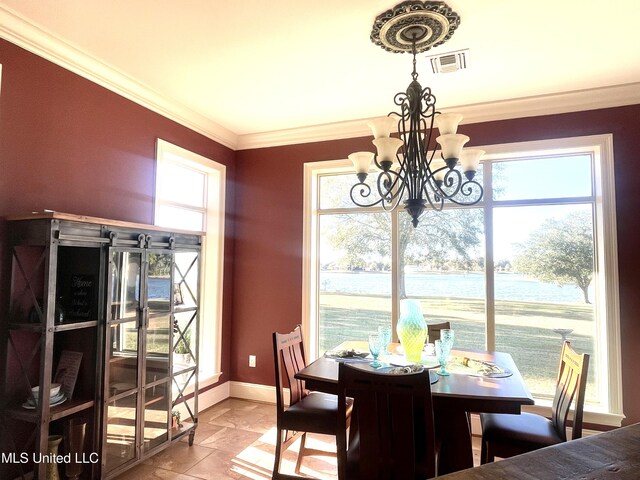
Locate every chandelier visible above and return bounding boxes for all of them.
[349,1,484,227]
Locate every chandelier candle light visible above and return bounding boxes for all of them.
[349,1,484,227]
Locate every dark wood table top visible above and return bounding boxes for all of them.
[437,423,640,479]
[297,342,534,475]
[297,343,534,411]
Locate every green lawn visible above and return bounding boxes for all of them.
[319,293,597,401]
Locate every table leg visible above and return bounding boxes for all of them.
[435,407,473,475]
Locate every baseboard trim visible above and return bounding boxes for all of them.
[229,380,279,404]
[198,380,231,412]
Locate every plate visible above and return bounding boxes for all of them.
[22,393,67,409]
[50,392,65,403]
[325,349,369,359]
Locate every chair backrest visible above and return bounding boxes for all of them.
[551,341,589,441]
[337,363,436,480]
[272,325,308,414]
[427,321,451,343]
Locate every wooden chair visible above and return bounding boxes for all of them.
[480,341,589,463]
[337,363,437,480]
[272,325,353,479]
[427,321,451,343]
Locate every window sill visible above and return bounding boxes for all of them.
[200,371,223,389]
[524,398,625,427]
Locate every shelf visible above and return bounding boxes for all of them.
[170,420,195,440]
[6,398,95,423]
[174,306,198,314]
[8,320,98,332]
[51,397,95,421]
[54,320,99,332]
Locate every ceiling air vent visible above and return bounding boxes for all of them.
[426,48,469,74]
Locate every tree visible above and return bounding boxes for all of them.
[148,253,171,277]
[513,211,594,303]
[328,207,484,298]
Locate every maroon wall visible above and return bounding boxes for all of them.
[234,104,640,426]
[0,38,236,386]
[3,34,639,427]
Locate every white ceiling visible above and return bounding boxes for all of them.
[1,0,640,149]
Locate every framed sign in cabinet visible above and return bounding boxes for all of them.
[0,212,201,480]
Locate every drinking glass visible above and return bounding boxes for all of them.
[435,339,452,376]
[440,329,455,348]
[378,325,392,355]
[369,333,382,368]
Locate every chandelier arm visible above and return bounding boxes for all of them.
[381,192,404,211]
[376,170,404,203]
[380,170,406,211]
[446,180,484,206]
[349,182,386,208]
[424,162,456,199]
[421,182,445,211]
[442,168,464,194]
[416,117,433,193]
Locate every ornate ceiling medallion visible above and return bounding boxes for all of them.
[370,0,460,54]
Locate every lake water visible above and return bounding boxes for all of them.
[320,271,589,303]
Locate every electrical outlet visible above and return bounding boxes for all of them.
[249,355,256,367]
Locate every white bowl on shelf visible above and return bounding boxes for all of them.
[31,383,61,399]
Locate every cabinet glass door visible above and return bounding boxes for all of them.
[143,382,170,452]
[146,252,172,383]
[107,250,142,395]
[110,251,142,321]
[105,250,142,474]
[105,393,138,472]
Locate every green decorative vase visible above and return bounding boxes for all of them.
[397,299,427,363]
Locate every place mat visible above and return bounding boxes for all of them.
[378,364,439,384]
[449,356,513,378]
[388,354,440,370]
[325,349,369,360]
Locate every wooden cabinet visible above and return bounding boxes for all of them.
[0,213,201,480]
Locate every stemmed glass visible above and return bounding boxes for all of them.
[369,333,382,368]
[441,329,455,348]
[435,329,455,375]
[378,325,392,355]
[435,340,451,375]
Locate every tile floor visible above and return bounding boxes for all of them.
[114,398,482,479]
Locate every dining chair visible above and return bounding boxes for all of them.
[427,321,451,343]
[480,341,589,463]
[337,363,437,480]
[272,325,353,479]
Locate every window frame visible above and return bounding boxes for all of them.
[155,138,225,387]
[303,134,623,426]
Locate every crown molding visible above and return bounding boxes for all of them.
[2,6,639,153]
[236,82,640,150]
[0,5,238,150]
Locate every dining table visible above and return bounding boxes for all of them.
[295,341,534,476]
[436,422,640,479]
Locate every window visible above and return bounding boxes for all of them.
[303,134,623,426]
[155,139,225,385]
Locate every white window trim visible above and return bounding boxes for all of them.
[302,134,623,426]
[155,139,225,386]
